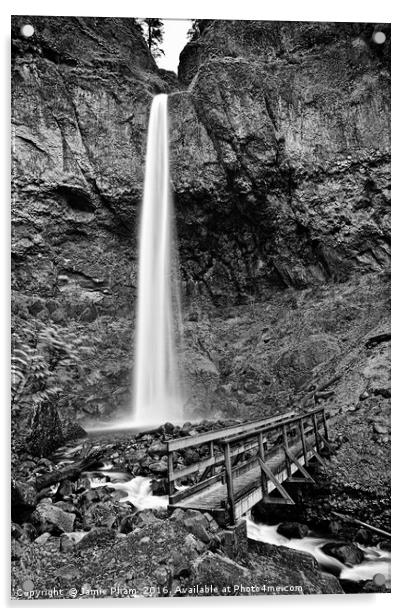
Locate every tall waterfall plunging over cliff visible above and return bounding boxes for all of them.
[133,94,184,426]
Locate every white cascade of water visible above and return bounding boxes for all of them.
[246,518,391,587]
[133,93,184,426]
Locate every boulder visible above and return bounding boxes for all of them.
[148,441,168,457]
[163,422,175,434]
[192,552,250,589]
[277,522,309,539]
[75,527,117,551]
[54,500,78,514]
[33,502,75,533]
[56,479,73,497]
[35,532,51,545]
[322,542,365,565]
[182,510,211,543]
[148,460,168,475]
[183,448,200,465]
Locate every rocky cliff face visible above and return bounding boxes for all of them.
[11,16,168,421]
[11,17,390,432]
[171,20,390,304]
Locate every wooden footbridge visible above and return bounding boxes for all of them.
[166,407,331,527]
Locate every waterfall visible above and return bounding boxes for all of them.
[133,94,184,426]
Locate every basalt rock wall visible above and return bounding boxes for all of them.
[170,20,390,305]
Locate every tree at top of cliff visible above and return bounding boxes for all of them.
[140,18,164,58]
[187,19,212,41]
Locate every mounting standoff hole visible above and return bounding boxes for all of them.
[372,31,386,44]
[21,24,35,38]
[373,573,386,586]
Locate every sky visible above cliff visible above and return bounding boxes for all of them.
[154,18,191,73]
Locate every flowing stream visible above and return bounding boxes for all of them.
[133,93,184,427]
[246,518,390,587]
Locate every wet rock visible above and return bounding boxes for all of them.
[322,542,365,565]
[204,512,219,532]
[149,460,168,475]
[248,539,344,594]
[277,522,309,539]
[170,508,186,522]
[35,532,51,545]
[56,479,73,498]
[184,533,206,555]
[379,540,391,552]
[180,422,193,436]
[354,528,370,544]
[148,441,168,457]
[75,527,117,551]
[54,500,78,514]
[183,448,200,465]
[33,502,76,534]
[133,510,158,526]
[163,422,175,434]
[182,510,211,543]
[151,477,168,496]
[192,552,250,588]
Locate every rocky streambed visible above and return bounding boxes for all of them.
[11,418,390,598]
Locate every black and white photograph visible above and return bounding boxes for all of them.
[10,10,391,600]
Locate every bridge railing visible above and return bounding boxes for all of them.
[220,407,329,523]
[166,407,329,516]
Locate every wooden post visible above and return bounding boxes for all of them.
[224,442,235,525]
[312,413,321,455]
[282,424,291,477]
[322,409,329,440]
[209,441,215,476]
[168,451,175,502]
[299,418,308,465]
[258,431,268,497]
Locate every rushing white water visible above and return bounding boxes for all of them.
[89,473,168,510]
[133,94,184,426]
[247,518,391,587]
